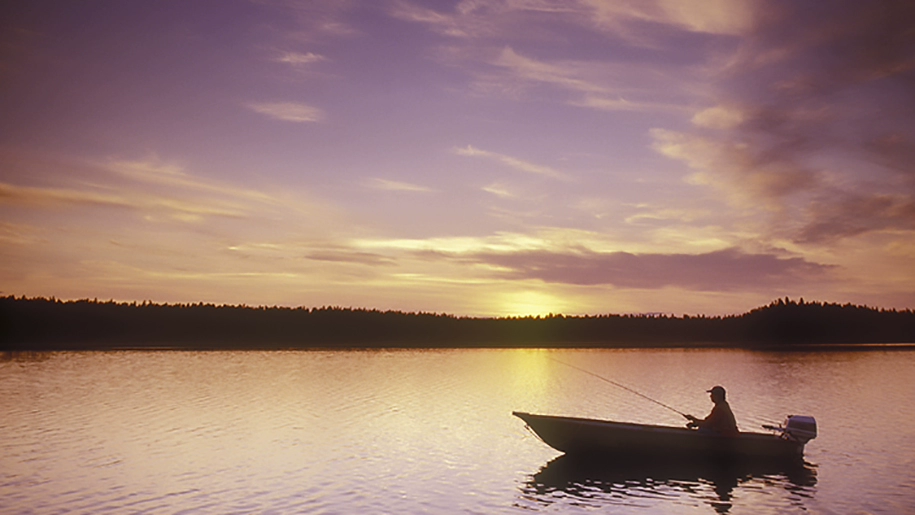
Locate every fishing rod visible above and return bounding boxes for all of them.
[546,355,690,419]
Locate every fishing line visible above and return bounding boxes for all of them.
[546,355,690,419]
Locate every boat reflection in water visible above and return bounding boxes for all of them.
[521,453,817,514]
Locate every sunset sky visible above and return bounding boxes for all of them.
[2,1,913,316]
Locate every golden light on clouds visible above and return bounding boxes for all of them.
[1,1,913,315]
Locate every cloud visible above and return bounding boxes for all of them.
[0,182,132,209]
[105,159,278,204]
[652,1,915,244]
[393,0,755,42]
[274,51,326,66]
[488,47,686,112]
[493,46,607,95]
[260,0,360,39]
[390,1,471,38]
[0,183,254,222]
[392,6,701,112]
[583,0,756,37]
[573,95,679,113]
[246,101,324,122]
[691,105,746,130]
[796,192,915,243]
[0,156,328,223]
[304,249,396,266]
[650,128,820,206]
[353,231,554,255]
[481,183,515,198]
[0,178,247,219]
[463,247,834,290]
[454,145,568,180]
[366,178,435,193]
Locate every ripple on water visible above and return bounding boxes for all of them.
[1,349,914,514]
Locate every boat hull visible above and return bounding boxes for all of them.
[513,411,807,459]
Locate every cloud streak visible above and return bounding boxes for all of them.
[274,51,326,66]
[366,178,435,193]
[480,46,690,112]
[464,247,834,291]
[246,102,324,122]
[392,4,700,112]
[0,180,250,219]
[652,0,915,244]
[454,145,568,180]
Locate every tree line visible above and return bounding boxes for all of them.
[1,296,913,350]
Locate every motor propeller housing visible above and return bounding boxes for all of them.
[762,415,817,444]
[783,415,817,443]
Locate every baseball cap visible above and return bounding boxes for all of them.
[707,385,726,395]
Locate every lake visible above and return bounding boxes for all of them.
[2,348,913,514]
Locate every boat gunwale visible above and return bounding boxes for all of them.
[512,411,787,442]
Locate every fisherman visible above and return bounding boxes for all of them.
[686,385,739,436]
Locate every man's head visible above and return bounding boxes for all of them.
[707,385,726,403]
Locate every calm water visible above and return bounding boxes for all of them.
[1,348,913,514]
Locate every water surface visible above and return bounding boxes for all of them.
[2,348,913,513]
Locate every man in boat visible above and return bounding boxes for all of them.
[686,385,739,436]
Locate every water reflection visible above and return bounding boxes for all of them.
[522,454,817,513]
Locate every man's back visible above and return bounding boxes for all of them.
[702,401,738,436]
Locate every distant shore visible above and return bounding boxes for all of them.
[2,296,914,351]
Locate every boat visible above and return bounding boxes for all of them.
[513,411,817,460]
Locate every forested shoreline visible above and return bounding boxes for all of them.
[2,296,914,351]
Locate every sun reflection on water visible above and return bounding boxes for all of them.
[1,349,913,514]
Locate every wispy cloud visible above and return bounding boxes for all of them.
[261,0,360,39]
[652,1,915,244]
[690,105,746,130]
[0,156,332,224]
[796,193,915,244]
[572,95,680,113]
[392,4,699,112]
[246,101,324,122]
[582,0,756,38]
[0,179,246,219]
[392,0,754,42]
[0,182,132,209]
[493,46,606,95]
[454,145,569,180]
[390,1,471,38]
[304,249,396,266]
[490,47,685,112]
[366,178,435,193]
[274,51,326,66]
[351,229,834,291]
[464,247,834,291]
[104,159,278,204]
[353,231,554,255]
[481,183,515,198]
[650,128,820,207]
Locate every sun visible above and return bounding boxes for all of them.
[494,289,571,318]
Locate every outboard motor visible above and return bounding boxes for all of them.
[784,415,817,444]
[764,415,817,444]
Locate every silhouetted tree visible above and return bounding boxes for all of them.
[1,296,913,351]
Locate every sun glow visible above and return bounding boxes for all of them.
[496,290,571,318]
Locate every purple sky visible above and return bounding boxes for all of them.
[1,1,913,316]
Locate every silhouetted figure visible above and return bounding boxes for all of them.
[686,386,738,436]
